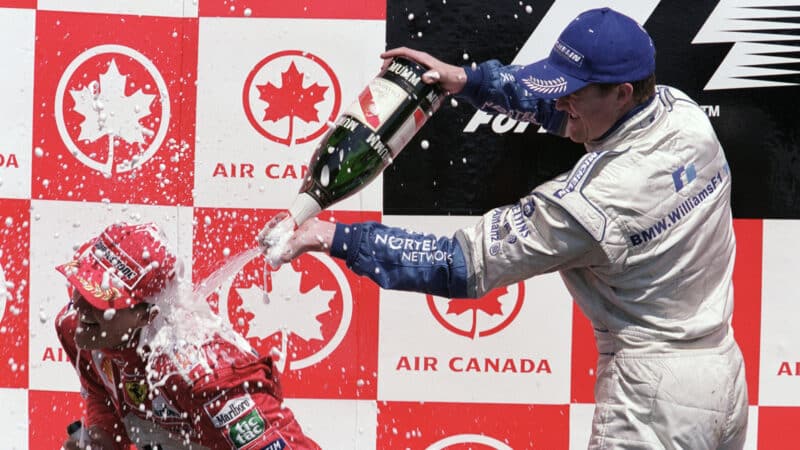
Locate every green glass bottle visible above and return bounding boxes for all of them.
[287,57,445,226]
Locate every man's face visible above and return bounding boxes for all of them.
[71,290,150,350]
[555,84,629,144]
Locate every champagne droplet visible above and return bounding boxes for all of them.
[320,165,330,187]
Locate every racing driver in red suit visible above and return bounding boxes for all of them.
[57,222,320,450]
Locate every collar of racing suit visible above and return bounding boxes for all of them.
[589,93,657,145]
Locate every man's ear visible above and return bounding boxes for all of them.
[146,305,160,323]
[617,82,634,105]
[137,304,159,326]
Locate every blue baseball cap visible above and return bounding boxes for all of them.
[516,7,655,99]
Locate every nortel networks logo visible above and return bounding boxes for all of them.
[243,50,342,146]
[426,433,513,450]
[55,45,170,175]
[217,252,352,373]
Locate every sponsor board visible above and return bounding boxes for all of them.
[193,207,379,399]
[0,199,29,389]
[27,200,189,392]
[193,17,385,210]
[37,0,196,17]
[283,398,376,449]
[759,220,800,406]
[0,8,34,200]
[377,401,568,449]
[378,215,572,404]
[28,390,84,449]
[32,11,197,205]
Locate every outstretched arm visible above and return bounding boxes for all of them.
[261,217,470,298]
[380,47,565,134]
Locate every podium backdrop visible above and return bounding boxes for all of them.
[0,1,798,448]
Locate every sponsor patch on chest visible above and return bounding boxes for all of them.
[204,392,256,428]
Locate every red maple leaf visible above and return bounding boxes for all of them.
[446,294,504,317]
[257,61,328,144]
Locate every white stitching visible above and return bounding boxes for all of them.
[522,75,568,94]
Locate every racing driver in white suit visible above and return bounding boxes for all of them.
[259,7,749,449]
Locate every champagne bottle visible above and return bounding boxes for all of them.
[287,56,445,226]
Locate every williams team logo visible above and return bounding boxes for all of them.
[55,45,169,176]
[243,50,342,146]
[426,283,525,339]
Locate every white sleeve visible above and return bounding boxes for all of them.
[455,193,608,298]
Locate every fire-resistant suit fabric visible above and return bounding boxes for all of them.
[55,305,320,450]
[328,60,748,449]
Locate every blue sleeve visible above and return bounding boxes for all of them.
[329,222,469,298]
[456,59,566,135]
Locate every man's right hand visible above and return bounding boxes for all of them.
[61,424,117,449]
[258,215,337,266]
[381,47,468,95]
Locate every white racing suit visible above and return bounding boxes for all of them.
[330,71,748,448]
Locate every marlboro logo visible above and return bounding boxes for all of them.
[204,393,255,428]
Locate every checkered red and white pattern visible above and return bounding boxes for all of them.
[0,1,797,449]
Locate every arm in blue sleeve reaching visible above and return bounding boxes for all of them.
[456,59,566,135]
[329,222,470,298]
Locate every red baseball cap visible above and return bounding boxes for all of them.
[56,222,177,311]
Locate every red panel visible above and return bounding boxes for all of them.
[378,401,569,449]
[0,199,29,389]
[28,390,85,449]
[192,208,381,400]
[570,302,597,403]
[199,0,385,20]
[32,11,197,205]
[732,219,763,405]
[0,1,35,7]
[758,406,800,449]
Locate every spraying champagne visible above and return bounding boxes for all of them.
[261,57,445,264]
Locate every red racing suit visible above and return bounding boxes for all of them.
[56,305,320,450]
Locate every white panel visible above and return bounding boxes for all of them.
[0,388,28,449]
[744,405,758,450]
[377,215,573,404]
[569,403,594,450]
[283,398,377,450]
[28,200,189,391]
[194,17,385,211]
[37,0,197,17]
[759,219,800,405]
[0,8,34,199]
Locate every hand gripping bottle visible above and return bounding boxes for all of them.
[261,57,444,266]
[287,56,445,225]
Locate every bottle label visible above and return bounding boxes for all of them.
[344,78,407,133]
[386,106,428,156]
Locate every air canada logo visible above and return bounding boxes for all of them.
[243,50,342,146]
[426,282,524,339]
[217,252,352,373]
[426,433,513,450]
[55,45,170,175]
